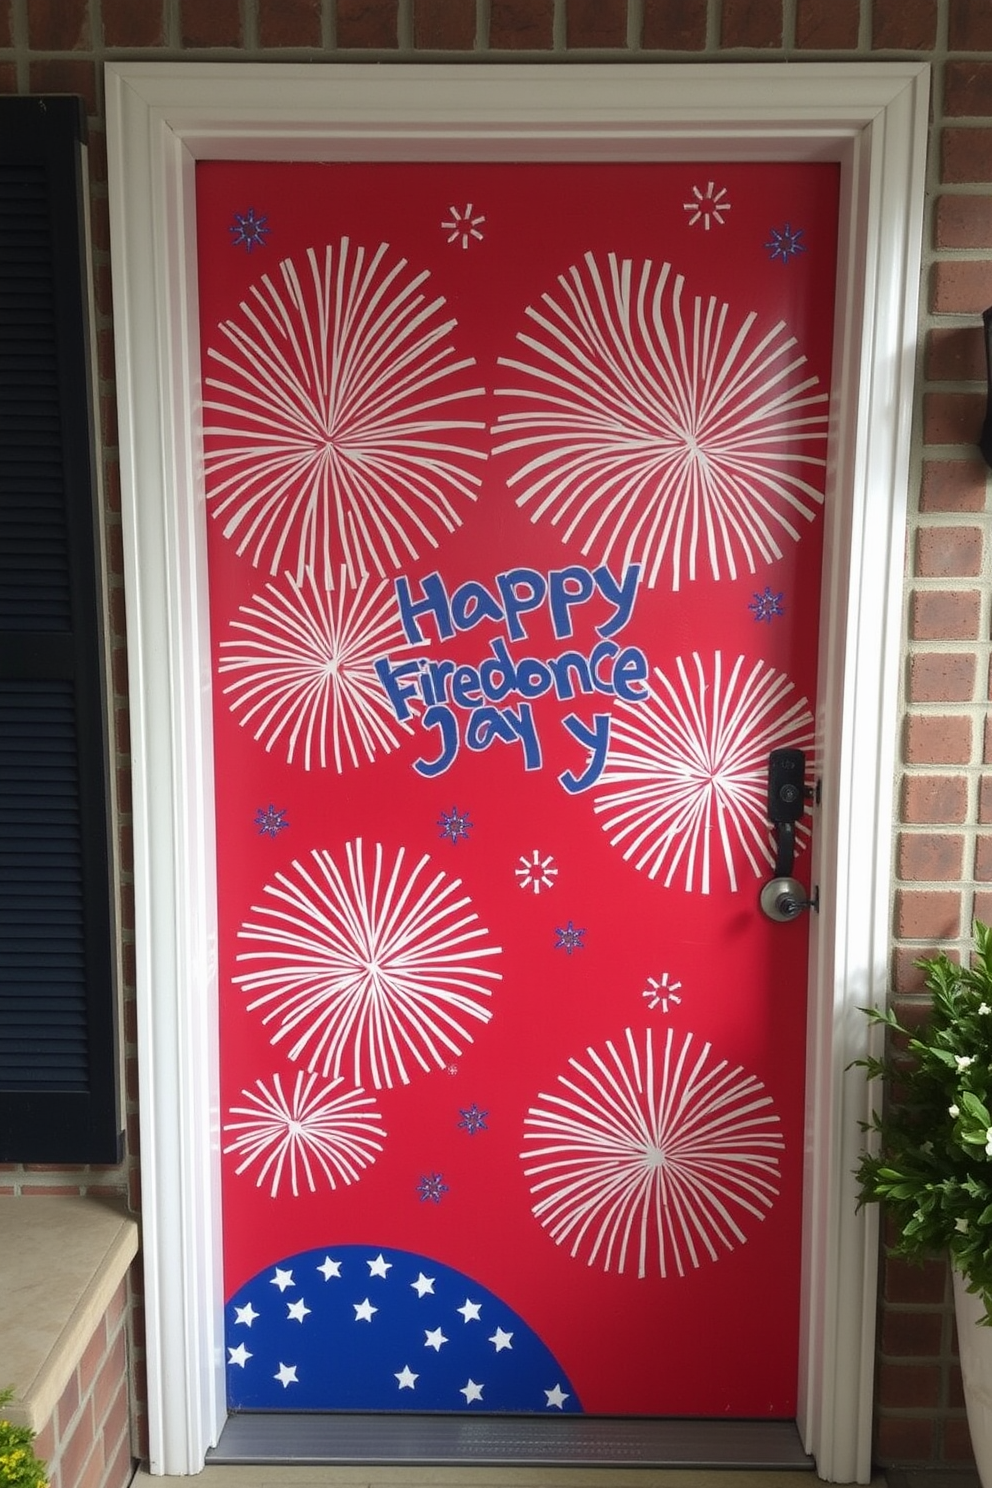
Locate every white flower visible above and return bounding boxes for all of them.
[950,1105,960,1119]
[980,1003,991,1015]
[956,1055,976,1071]
[957,1218,971,1233]
[985,1127,992,1157]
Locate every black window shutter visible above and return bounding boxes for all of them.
[0,97,122,1162]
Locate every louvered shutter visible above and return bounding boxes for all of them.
[0,97,121,1162]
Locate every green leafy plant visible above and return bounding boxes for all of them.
[0,1392,48,1488]
[854,921,992,1321]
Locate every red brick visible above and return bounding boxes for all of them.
[950,0,992,50]
[720,0,782,48]
[920,458,988,511]
[874,1414,937,1462]
[27,60,97,113]
[894,889,963,939]
[880,1306,945,1355]
[56,1361,81,1437]
[877,1361,942,1408]
[943,128,992,184]
[898,831,965,880]
[904,714,973,765]
[27,0,90,49]
[975,836,992,879]
[414,0,475,47]
[907,653,976,702]
[916,526,983,577]
[926,325,987,381]
[910,589,981,640]
[642,0,707,48]
[935,195,992,250]
[337,0,398,46]
[566,0,626,46]
[796,0,859,48]
[104,1428,134,1488]
[0,64,17,93]
[946,60,992,116]
[58,1399,97,1488]
[489,0,553,46]
[180,0,242,46]
[92,1330,127,1430]
[872,0,936,49]
[981,775,992,821]
[974,887,992,920]
[923,390,985,445]
[102,0,165,46]
[902,772,969,823]
[259,0,322,47]
[884,1255,949,1304]
[931,260,992,315]
[943,1417,978,1462]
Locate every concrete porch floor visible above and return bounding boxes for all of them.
[129,1470,872,1487]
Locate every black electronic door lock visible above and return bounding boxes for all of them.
[760,748,818,922]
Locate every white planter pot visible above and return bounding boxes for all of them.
[952,1267,992,1486]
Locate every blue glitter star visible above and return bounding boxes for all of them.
[230,207,269,252]
[457,1104,489,1136]
[765,224,805,262]
[555,921,586,956]
[438,807,472,845]
[417,1172,449,1204]
[748,587,785,624]
[254,803,288,837]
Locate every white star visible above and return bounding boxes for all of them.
[395,1365,418,1390]
[411,1272,435,1297]
[270,1268,294,1292]
[457,1298,482,1322]
[317,1256,341,1280]
[233,1302,258,1327]
[424,1327,448,1351]
[460,1379,484,1403]
[354,1298,378,1322]
[287,1298,311,1323]
[228,1343,252,1367]
[275,1362,298,1387]
[545,1383,569,1409]
[367,1253,392,1278]
[489,1328,513,1352]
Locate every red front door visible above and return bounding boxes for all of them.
[197,158,838,1418]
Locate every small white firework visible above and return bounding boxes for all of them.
[219,567,419,771]
[493,252,827,591]
[236,839,502,1090]
[223,1069,385,1199]
[203,240,487,589]
[594,650,814,894]
[523,1026,783,1279]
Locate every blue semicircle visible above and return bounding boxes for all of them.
[225,1244,582,1413]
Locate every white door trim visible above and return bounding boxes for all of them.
[105,60,929,1479]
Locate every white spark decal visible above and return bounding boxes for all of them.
[492,252,827,590]
[593,650,814,894]
[236,840,502,1090]
[643,971,682,1012]
[203,240,487,589]
[515,850,559,894]
[223,1069,385,1198]
[683,180,731,230]
[442,204,486,249]
[219,567,418,772]
[523,1026,783,1278]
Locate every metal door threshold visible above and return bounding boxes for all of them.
[208,1414,813,1469]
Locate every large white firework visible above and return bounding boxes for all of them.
[203,240,487,589]
[594,650,814,894]
[492,252,828,590]
[223,1069,385,1199]
[219,567,418,771]
[236,840,502,1090]
[523,1026,783,1279]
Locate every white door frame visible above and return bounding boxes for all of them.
[105,60,929,1479]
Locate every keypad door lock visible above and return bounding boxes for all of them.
[760,748,818,922]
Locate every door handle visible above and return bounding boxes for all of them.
[760,748,818,922]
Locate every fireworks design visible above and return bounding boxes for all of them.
[458,1104,489,1135]
[203,241,487,589]
[515,850,558,894]
[765,224,806,263]
[236,840,503,1090]
[438,807,472,845]
[522,1026,783,1278]
[223,1070,384,1198]
[492,252,828,591]
[642,971,682,1013]
[555,921,585,956]
[748,586,784,623]
[593,650,814,894]
[683,182,731,230]
[230,207,269,253]
[255,804,289,838]
[219,568,418,772]
[417,1172,449,1203]
[442,205,486,249]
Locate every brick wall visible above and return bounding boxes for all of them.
[3,0,991,1472]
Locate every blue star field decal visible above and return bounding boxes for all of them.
[748,587,785,624]
[230,207,270,252]
[225,1244,581,1412]
[458,1103,488,1135]
[765,224,805,262]
[417,1172,448,1203]
[555,920,586,956]
[254,803,288,838]
[438,806,472,844]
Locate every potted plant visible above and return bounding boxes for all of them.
[854,921,992,1483]
[0,1392,48,1488]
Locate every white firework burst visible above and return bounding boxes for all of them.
[203,240,487,589]
[236,839,502,1090]
[523,1026,783,1279]
[223,1069,385,1199]
[219,567,419,771]
[593,650,814,894]
[492,252,828,590]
